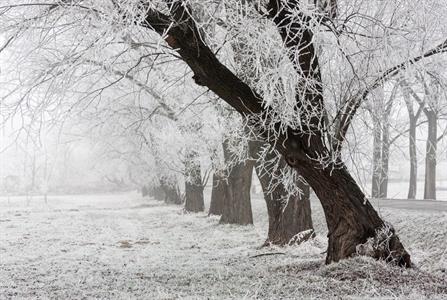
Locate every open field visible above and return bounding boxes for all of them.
[1,192,446,299]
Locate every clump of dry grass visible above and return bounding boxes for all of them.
[318,256,447,298]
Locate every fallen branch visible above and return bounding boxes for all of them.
[249,252,286,258]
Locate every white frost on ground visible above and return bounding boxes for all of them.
[0,192,446,299]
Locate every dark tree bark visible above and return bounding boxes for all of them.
[292,180,313,234]
[209,172,225,215]
[256,155,314,246]
[424,112,437,200]
[142,3,411,266]
[219,140,254,225]
[298,159,409,265]
[184,151,205,212]
[184,179,204,211]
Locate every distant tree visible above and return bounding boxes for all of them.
[209,173,225,216]
[400,79,425,199]
[369,84,398,199]
[184,149,206,212]
[401,72,447,200]
[219,139,255,225]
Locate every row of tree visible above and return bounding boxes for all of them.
[141,138,314,246]
[2,0,447,269]
[370,74,447,201]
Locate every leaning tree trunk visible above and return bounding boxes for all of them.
[219,141,254,225]
[424,113,437,200]
[184,151,205,212]
[256,156,314,246]
[292,151,410,266]
[408,117,418,199]
[209,172,225,215]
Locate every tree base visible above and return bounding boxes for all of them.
[355,223,411,267]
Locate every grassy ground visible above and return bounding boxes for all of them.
[0,192,446,299]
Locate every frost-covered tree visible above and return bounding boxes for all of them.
[131,0,447,265]
[2,0,447,266]
[400,70,447,200]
